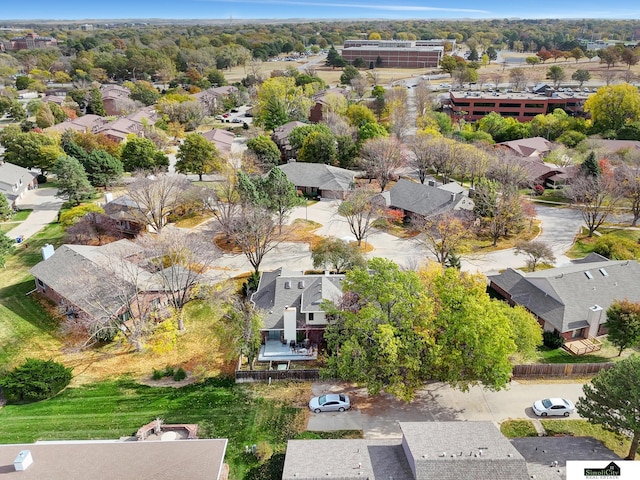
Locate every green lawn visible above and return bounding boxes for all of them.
[536,338,635,364]
[12,209,33,222]
[500,420,538,438]
[0,378,360,479]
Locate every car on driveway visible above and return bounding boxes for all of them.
[309,394,351,413]
[532,398,575,417]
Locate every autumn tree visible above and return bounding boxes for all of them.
[337,188,381,246]
[359,136,405,192]
[126,173,191,233]
[414,212,471,266]
[514,240,556,271]
[0,127,63,174]
[605,300,640,356]
[584,83,640,132]
[323,258,434,400]
[255,76,313,130]
[577,355,640,460]
[311,237,366,273]
[175,132,222,181]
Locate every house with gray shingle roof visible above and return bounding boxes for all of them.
[376,178,474,220]
[282,422,530,480]
[0,160,38,208]
[278,162,356,200]
[488,254,640,339]
[251,268,344,360]
[29,240,170,329]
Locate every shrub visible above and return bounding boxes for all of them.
[592,235,640,260]
[542,331,565,349]
[173,367,187,381]
[163,366,175,377]
[152,369,164,380]
[532,184,545,196]
[37,174,47,184]
[0,359,72,403]
[254,441,274,463]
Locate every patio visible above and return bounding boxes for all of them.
[564,337,603,355]
[257,339,318,362]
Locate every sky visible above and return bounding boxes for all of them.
[2,0,640,21]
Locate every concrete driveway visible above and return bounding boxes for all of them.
[307,381,586,438]
[10,187,63,242]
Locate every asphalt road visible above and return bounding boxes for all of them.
[308,380,586,438]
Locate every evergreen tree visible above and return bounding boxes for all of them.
[54,155,95,205]
[0,192,12,221]
[83,150,124,187]
[0,231,13,268]
[581,151,601,177]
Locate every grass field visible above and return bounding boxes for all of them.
[500,419,538,438]
[0,377,358,479]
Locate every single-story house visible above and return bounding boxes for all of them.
[272,121,307,161]
[0,438,228,480]
[282,422,530,480]
[497,137,554,159]
[45,114,107,135]
[102,194,147,237]
[278,162,356,200]
[0,160,38,208]
[201,128,235,156]
[376,178,474,221]
[488,253,640,340]
[251,268,344,360]
[192,85,238,114]
[29,240,170,331]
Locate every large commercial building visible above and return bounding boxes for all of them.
[447,89,591,122]
[341,40,444,68]
[5,32,58,50]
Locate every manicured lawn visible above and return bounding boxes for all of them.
[568,229,640,259]
[500,420,538,438]
[0,378,360,479]
[536,339,635,364]
[541,420,638,460]
[12,209,33,222]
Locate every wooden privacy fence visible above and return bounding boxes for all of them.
[235,369,320,383]
[512,362,615,378]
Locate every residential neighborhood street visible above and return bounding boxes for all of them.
[308,380,587,438]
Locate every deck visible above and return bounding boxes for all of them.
[563,337,602,356]
[257,339,318,362]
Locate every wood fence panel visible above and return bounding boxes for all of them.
[512,363,614,378]
[235,369,320,383]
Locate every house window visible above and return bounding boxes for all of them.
[572,328,583,339]
[36,278,46,290]
[118,310,132,322]
[308,313,314,321]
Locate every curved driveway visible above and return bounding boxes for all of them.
[10,187,63,242]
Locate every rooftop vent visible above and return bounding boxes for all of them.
[298,280,305,289]
[599,268,608,277]
[284,281,291,289]
[585,271,594,279]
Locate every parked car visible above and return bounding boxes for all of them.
[230,108,239,113]
[222,113,230,118]
[231,118,242,123]
[532,398,575,417]
[309,394,351,413]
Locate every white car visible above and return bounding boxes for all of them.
[309,394,351,413]
[532,398,575,417]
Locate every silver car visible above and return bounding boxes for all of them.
[532,398,575,417]
[309,394,351,413]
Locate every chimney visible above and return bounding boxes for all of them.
[104,192,114,204]
[14,450,33,471]
[41,244,55,261]
[586,305,603,338]
[450,192,457,203]
[283,306,297,344]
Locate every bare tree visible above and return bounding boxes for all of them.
[359,137,406,192]
[487,153,531,188]
[200,170,242,242]
[414,211,471,265]
[458,142,490,188]
[126,173,191,234]
[414,80,434,117]
[509,68,527,90]
[385,86,412,141]
[350,77,369,100]
[229,206,279,275]
[568,174,622,237]
[408,133,434,184]
[337,188,382,246]
[324,111,355,137]
[221,297,264,370]
[514,240,556,271]
[425,136,459,184]
[137,228,220,330]
[600,69,618,86]
[615,164,640,226]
